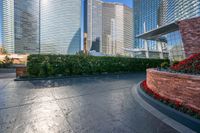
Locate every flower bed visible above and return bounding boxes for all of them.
[141,80,200,120]
[170,53,200,74]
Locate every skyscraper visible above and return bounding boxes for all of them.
[133,0,166,59]
[135,0,200,60]
[2,0,15,53]
[40,0,81,54]
[14,0,40,54]
[123,6,134,56]
[158,0,200,60]
[102,2,116,55]
[85,0,133,56]
[2,0,81,54]
[86,0,103,52]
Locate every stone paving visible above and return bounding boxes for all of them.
[0,73,179,133]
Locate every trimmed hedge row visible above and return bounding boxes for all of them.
[27,55,169,77]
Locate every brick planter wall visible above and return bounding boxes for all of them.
[147,69,200,112]
[178,17,200,57]
[16,67,27,77]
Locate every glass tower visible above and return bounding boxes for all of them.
[14,0,40,54]
[134,0,200,60]
[133,0,160,50]
[2,0,15,53]
[159,0,200,26]
[40,0,81,54]
[86,1,133,56]
[159,0,200,60]
[2,0,81,54]
[86,0,103,52]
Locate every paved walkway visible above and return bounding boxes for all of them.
[0,73,179,133]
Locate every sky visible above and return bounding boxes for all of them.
[0,0,132,45]
[103,0,132,7]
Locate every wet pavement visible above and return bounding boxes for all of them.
[0,73,179,133]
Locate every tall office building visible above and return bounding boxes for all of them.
[133,0,167,59]
[40,0,81,54]
[2,0,81,54]
[85,0,133,56]
[102,2,116,55]
[86,0,103,52]
[135,0,200,60]
[124,6,134,56]
[158,0,200,60]
[14,0,40,54]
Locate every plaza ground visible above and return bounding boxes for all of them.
[0,72,178,133]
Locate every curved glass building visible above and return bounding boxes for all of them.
[2,0,81,54]
[40,0,81,54]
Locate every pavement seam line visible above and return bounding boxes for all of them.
[54,86,131,100]
[132,82,196,133]
[0,86,129,111]
[0,81,11,90]
[51,87,76,133]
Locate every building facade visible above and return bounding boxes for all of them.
[2,0,81,54]
[102,2,116,55]
[135,0,200,61]
[159,0,200,60]
[133,0,168,59]
[14,0,40,54]
[2,0,15,53]
[86,0,103,52]
[124,6,134,57]
[85,0,133,56]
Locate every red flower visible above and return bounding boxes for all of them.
[170,53,200,74]
[140,80,200,117]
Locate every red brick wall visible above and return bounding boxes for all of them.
[147,69,200,112]
[178,17,200,57]
[16,67,27,77]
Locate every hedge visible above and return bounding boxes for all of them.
[27,55,169,77]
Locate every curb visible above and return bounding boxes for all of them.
[132,82,199,133]
[14,72,144,81]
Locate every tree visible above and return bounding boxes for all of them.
[3,56,13,66]
[0,47,7,55]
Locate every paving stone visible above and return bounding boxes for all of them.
[13,101,73,133]
[0,73,179,133]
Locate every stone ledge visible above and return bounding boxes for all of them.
[147,69,200,112]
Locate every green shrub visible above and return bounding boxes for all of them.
[172,61,180,66]
[27,55,169,77]
[0,61,3,68]
[160,61,170,69]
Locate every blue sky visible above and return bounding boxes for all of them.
[104,0,132,7]
[0,0,132,45]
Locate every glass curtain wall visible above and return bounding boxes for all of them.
[133,0,160,51]
[14,0,39,54]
